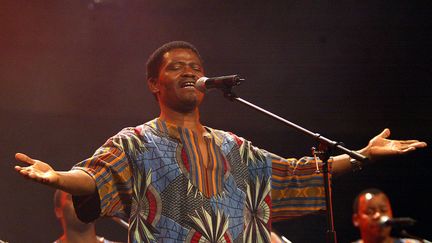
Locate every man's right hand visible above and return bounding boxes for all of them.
[14,153,97,195]
[14,153,60,186]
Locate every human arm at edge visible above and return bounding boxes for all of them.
[330,128,427,176]
[14,152,96,196]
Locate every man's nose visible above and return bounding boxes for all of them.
[181,66,198,77]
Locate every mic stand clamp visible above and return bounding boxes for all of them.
[222,86,236,101]
[313,142,337,243]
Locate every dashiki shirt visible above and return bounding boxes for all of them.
[72,118,329,243]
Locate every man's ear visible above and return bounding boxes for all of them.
[352,213,359,227]
[147,78,160,94]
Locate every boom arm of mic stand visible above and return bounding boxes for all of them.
[224,92,367,161]
[223,90,367,243]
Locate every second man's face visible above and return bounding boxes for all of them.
[354,193,393,239]
[155,48,205,113]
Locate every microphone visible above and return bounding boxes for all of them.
[379,216,416,227]
[195,75,244,92]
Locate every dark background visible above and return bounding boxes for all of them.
[1,0,431,242]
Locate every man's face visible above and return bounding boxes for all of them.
[353,193,393,240]
[151,48,205,113]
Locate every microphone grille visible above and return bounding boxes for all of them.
[379,216,390,226]
[195,77,208,93]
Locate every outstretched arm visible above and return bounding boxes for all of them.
[14,153,96,196]
[331,128,427,175]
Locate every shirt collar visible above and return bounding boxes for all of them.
[145,118,223,146]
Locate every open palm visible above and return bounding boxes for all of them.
[365,128,427,160]
[14,153,60,186]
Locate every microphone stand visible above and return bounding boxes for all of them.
[219,84,368,243]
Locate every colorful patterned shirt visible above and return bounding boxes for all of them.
[72,118,330,243]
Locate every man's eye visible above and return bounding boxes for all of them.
[166,65,183,72]
[191,65,202,72]
[169,65,181,70]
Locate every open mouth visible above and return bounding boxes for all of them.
[180,81,196,88]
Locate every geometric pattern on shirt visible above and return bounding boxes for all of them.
[83,120,327,243]
[141,134,181,194]
[155,215,189,242]
[176,125,227,199]
[150,126,253,242]
[185,207,233,243]
[223,144,249,194]
[159,172,213,232]
[129,168,160,243]
[210,174,245,241]
[215,130,273,242]
[149,118,229,199]
[243,176,272,243]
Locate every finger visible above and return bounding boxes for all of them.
[27,171,37,179]
[17,167,30,176]
[14,165,23,172]
[28,172,49,184]
[14,165,26,173]
[400,147,416,153]
[17,169,44,182]
[408,141,428,148]
[15,153,35,165]
[377,128,391,139]
[28,172,46,182]
[398,140,421,144]
[394,141,427,149]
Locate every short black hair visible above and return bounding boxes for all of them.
[352,188,385,213]
[146,41,203,81]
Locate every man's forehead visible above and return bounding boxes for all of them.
[163,48,200,61]
[360,193,388,206]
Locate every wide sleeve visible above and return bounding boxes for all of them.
[71,128,135,222]
[271,154,333,222]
